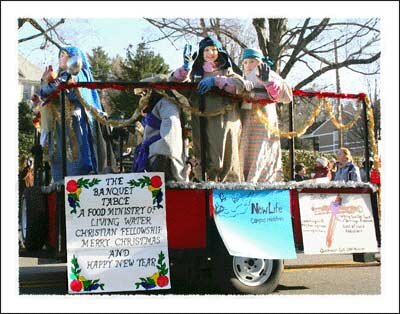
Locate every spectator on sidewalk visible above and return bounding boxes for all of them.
[329,157,337,180]
[184,156,198,182]
[19,156,34,196]
[333,147,361,182]
[294,163,309,182]
[312,156,332,180]
[360,157,374,182]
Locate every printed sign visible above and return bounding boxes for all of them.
[65,173,170,294]
[299,193,378,254]
[213,189,296,259]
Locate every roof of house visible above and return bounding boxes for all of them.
[18,54,42,82]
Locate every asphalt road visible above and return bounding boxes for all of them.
[276,265,380,295]
[19,254,380,295]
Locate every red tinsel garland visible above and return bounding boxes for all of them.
[42,81,367,107]
[292,89,366,100]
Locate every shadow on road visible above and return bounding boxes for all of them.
[19,264,218,295]
[274,284,309,292]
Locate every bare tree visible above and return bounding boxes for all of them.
[144,18,256,64]
[144,18,380,89]
[18,18,68,49]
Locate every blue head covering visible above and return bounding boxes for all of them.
[191,36,242,78]
[59,46,103,111]
[198,36,225,53]
[242,48,274,67]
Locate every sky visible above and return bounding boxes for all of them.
[18,18,191,75]
[18,17,379,94]
[2,1,399,313]
[18,18,183,68]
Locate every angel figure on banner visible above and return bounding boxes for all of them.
[311,195,362,248]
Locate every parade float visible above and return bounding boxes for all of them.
[19,70,380,294]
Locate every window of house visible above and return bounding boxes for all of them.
[22,84,33,101]
[332,131,338,151]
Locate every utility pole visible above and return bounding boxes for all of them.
[334,40,344,148]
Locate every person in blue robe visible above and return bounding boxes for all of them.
[39,46,115,182]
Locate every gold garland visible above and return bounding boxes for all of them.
[155,90,235,117]
[41,101,59,162]
[73,87,379,172]
[75,87,234,130]
[324,96,379,171]
[256,99,323,139]
[256,98,363,139]
[324,98,362,130]
[364,95,380,171]
[75,88,146,128]
[64,97,79,161]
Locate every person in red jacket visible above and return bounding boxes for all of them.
[312,156,332,180]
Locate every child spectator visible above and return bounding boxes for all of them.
[312,156,332,180]
[294,163,309,182]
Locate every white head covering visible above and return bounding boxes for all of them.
[316,157,329,168]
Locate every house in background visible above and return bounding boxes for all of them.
[18,54,42,102]
[300,110,365,155]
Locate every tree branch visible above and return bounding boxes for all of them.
[347,35,379,59]
[18,18,29,29]
[294,52,381,89]
[309,22,378,54]
[252,18,268,57]
[23,18,65,49]
[18,18,65,44]
[44,18,67,43]
[296,58,317,74]
[281,18,330,78]
[144,18,248,51]
[298,47,333,65]
[143,17,380,89]
[346,65,380,75]
[326,20,379,33]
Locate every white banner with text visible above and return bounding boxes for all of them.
[299,193,378,254]
[65,173,170,293]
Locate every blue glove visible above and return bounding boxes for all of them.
[197,77,215,94]
[183,44,193,71]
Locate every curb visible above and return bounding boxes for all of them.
[284,261,380,270]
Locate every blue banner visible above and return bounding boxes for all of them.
[213,189,296,259]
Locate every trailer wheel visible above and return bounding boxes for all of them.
[19,187,47,251]
[213,240,283,294]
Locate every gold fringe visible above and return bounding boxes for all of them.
[364,95,380,171]
[71,87,379,173]
[156,90,234,117]
[74,87,235,131]
[256,99,323,139]
[64,97,79,161]
[41,101,59,162]
[75,88,150,128]
[324,98,362,130]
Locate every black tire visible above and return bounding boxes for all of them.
[212,239,283,294]
[19,187,47,251]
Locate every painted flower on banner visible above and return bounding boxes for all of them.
[128,175,163,208]
[135,251,169,290]
[66,177,101,214]
[69,255,105,292]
